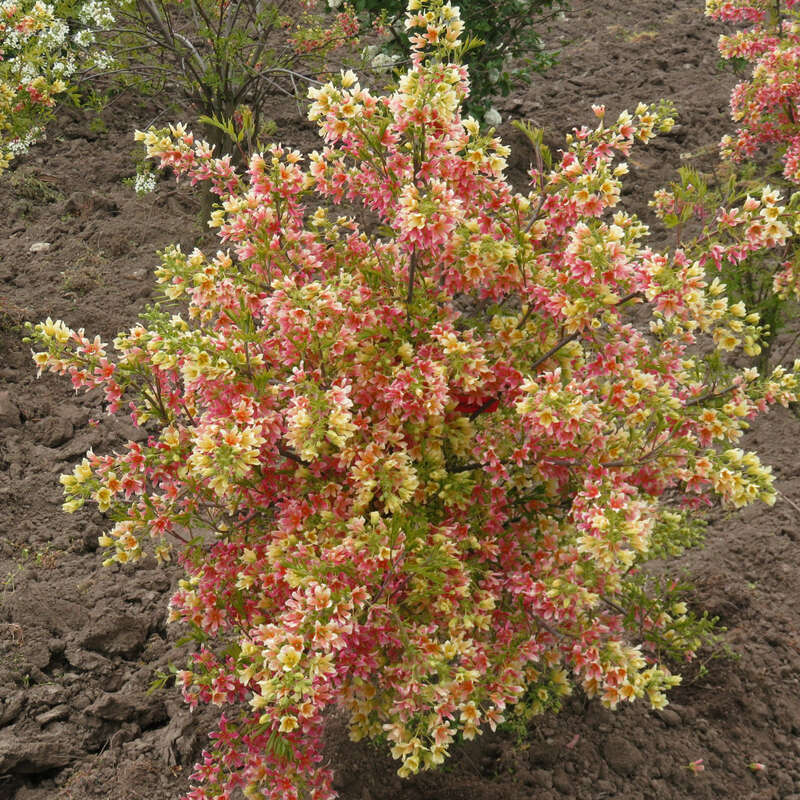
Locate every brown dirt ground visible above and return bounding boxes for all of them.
[2,1,800,798]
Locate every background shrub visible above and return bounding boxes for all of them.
[0,0,113,170]
[75,0,361,159]
[646,0,800,373]
[352,0,568,121]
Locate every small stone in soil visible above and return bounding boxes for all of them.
[602,735,644,776]
[31,416,74,447]
[35,704,70,726]
[0,391,22,427]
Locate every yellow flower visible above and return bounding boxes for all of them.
[311,653,335,676]
[278,714,299,733]
[459,701,480,724]
[276,644,302,671]
[39,317,71,344]
[398,342,414,363]
[93,487,112,512]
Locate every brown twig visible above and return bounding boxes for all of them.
[778,491,800,516]
[278,445,307,465]
[684,384,736,407]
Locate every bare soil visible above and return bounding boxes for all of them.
[2,1,800,799]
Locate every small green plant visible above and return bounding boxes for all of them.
[88,115,109,136]
[1,539,58,597]
[197,107,278,164]
[61,249,104,295]
[147,663,178,695]
[716,54,750,76]
[90,0,360,157]
[0,297,27,336]
[2,561,25,596]
[4,171,64,204]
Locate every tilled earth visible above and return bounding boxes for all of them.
[2,1,800,798]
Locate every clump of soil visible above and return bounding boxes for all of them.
[2,2,800,799]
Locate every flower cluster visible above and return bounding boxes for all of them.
[711,0,800,304]
[649,1,800,358]
[0,0,112,170]
[652,165,800,356]
[708,0,800,181]
[31,1,800,799]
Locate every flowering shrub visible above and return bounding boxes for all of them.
[651,164,800,367]
[707,0,800,182]
[30,1,800,798]
[0,0,112,170]
[352,0,567,121]
[647,0,800,364]
[706,0,800,302]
